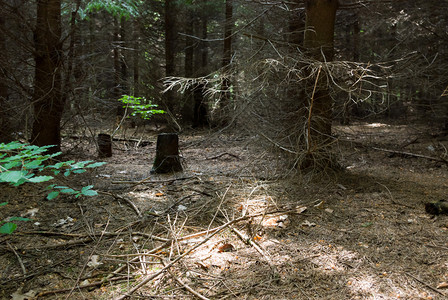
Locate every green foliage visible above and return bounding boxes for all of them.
[0,141,106,199]
[118,95,165,120]
[0,202,30,234]
[82,0,142,20]
[0,142,106,234]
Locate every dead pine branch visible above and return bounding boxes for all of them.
[6,242,26,275]
[113,213,261,300]
[99,191,142,218]
[405,272,446,297]
[205,152,240,160]
[372,147,448,164]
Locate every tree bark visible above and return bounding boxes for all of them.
[181,8,194,124]
[151,133,183,174]
[32,0,63,152]
[0,12,12,143]
[220,0,233,125]
[302,0,338,167]
[164,0,177,113]
[192,9,209,128]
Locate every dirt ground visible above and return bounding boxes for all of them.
[1,121,448,300]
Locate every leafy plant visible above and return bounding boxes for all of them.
[118,95,165,120]
[0,142,106,234]
[0,202,30,234]
[0,141,106,199]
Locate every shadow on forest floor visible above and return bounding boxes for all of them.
[1,121,448,299]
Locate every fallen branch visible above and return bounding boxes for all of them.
[229,225,273,265]
[372,147,448,164]
[113,208,300,300]
[99,191,142,218]
[37,276,132,298]
[405,272,446,296]
[7,242,26,275]
[205,152,240,160]
[114,214,253,300]
[111,176,196,186]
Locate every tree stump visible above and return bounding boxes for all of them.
[98,133,112,158]
[151,133,183,173]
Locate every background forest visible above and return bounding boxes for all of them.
[1,0,447,159]
[1,0,448,299]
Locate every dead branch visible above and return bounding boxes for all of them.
[99,191,142,218]
[6,242,26,275]
[113,208,301,300]
[164,261,210,300]
[372,147,448,164]
[37,276,132,298]
[229,225,273,265]
[111,176,196,186]
[405,272,446,296]
[205,152,240,160]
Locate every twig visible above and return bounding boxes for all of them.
[259,132,297,154]
[6,242,26,275]
[113,214,256,300]
[99,191,142,218]
[372,147,448,164]
[111,176,196,186]
[37,276,131,298]
[405,272,446,296]
[205,152,240,160]
[65,218,111,299]
[164,262,210,300]
[229,225,273,265]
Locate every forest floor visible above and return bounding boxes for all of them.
[1,121,448,300]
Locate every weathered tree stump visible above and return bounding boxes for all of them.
[425,200,448,215]
[151,133,183,173]
[98,133,112,158]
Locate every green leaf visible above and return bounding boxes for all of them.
[0,202,7,207]
[8,217,30,222]
[47,191,60,200]
[0,170,27,183]
[361,222,373,228]
[82,189,98,196]
[60,188,76,194]
[24,160,44,169]
[28,175,54,183]
[81,185,98,196]
[72,169,86,174]
[86,162,107,168]
[0,222,17,234]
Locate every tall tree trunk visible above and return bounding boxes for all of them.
[32,0,63,152]
[220,0,233,125]
[192,11,209,128]
[302,0,338,167]
[0,13,11,142]
[164,0,177,113]
[133,20,140,96]
[113,17,125,116]
[181,8,194,123]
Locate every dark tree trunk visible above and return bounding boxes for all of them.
[32,0,63,152]
[98,133,112,158]
[133,20,140,96]
[151,133,183,174]
[164,0,177,113]
[220,0,233,125]
[0,13,12,143]
[114,17,127,117]
[181,8,194,123]
[192,10,209,128]
[301,0,338,167]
